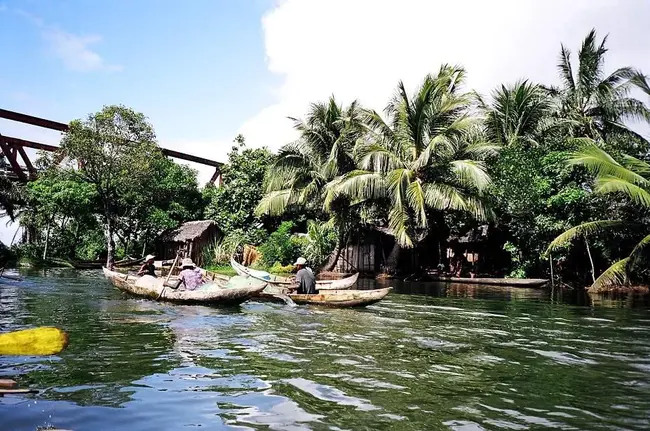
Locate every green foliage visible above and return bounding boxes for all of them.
[258,221,300,266]
[204,138,273,241]
[300,220,337,269]
[330,65,496,248]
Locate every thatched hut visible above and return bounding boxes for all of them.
[156,220,221,265]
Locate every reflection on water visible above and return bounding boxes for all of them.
[1,269,650,430]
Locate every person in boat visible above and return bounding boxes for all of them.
[293,257,317,294]
[174,258,205,291]
[137,254,156,277]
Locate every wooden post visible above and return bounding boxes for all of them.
[549,253,555,288]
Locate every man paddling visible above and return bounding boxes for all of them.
[174,258,205,290]
[293,257,317,294]
[137,254,156,277]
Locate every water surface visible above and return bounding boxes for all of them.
[1,269,650,430]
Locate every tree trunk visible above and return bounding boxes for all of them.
[585,236,596,284]
[322,229,348,272]
[105,217,116,269]
[384,242,401,275]
[42,220,51,261]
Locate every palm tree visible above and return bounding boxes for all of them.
[547,29,650,145]
[479,80,556,147]
[328,65,497,270]
[547,139,650,291]
[256,96,364,269]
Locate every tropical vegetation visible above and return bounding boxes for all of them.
[2,29,650,293]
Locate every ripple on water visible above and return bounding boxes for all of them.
[284,378,379,411]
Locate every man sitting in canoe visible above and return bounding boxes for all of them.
[293,257,317,294]
[137,254,156,277]
[173,258,206,291]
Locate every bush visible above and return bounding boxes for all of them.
[259,221,301,266]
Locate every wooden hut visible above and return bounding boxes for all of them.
[156,220,221,265]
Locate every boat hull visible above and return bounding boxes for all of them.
[429,276,548,287]
[102,268,267,305]
[287,288,392,307]
[230,257,358,290]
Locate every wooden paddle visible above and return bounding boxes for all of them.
[0,327,69,356]
[157,253,180,300]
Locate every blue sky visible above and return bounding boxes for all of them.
[0,0,275,163]
[1,0,650,244]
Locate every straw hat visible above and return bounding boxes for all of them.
[181,258,195,268]
[294,257,307,266]
[145,254,155,261]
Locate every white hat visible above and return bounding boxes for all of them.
[145,254,155,261]
[294,257,307,266]
[181,258,195,268]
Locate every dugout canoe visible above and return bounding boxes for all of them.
[286,287,393,307]
[102,267,267,305]
[429,275,549,287]
[230,257,358,290]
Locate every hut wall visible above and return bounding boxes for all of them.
[156,224,221,265]
[334,243,376,274]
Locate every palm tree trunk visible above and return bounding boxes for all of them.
[105,216,116,269]
[585,236,596,284]
[322,229,348,272]
[42,219,52,261]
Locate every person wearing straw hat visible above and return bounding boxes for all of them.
[174,257,205,291]
[293,257,317,294]
[137,254,157,277]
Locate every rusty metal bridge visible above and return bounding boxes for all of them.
[0,108,223,184]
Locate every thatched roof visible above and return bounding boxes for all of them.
[161,220,217,243]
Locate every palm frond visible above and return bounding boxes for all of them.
[406,179,427,227]
[628,233,650,264]
[558,44,575,91]
[595,175,650,208]
[569,142,650,187]
[450,160,491,192]
[546,220,624,253]
[255,189,296,216]
[590,258,629,291]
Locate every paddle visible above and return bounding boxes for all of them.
[157,253,180,299]
[0,327,69,356]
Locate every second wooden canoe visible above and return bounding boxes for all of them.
[230,257,358,290]
[286,288,393,307]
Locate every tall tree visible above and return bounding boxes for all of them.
[331,65,496,269]
[548,29,650,148]
[59,105,161,267]
[256,96,364,269]
[547,140,650,291]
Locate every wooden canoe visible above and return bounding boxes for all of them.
[230,257,358,290]
[102,267,267,305]
[286,287,393,307]
[429,276,549,287]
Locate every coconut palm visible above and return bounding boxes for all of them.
[328,65,497,261]
[547,139,650,291]
[479,80,556,146]
[256,96,364,269]
[547,29,650,144]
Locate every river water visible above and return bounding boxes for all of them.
[1,269,650,430]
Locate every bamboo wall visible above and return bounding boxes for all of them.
[334,243,376,274]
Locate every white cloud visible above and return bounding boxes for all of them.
[239,0,650,150]
[16,8,121,72]
[42,27,122,72]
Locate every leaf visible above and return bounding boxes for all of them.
[590,258,629,291]
[546,220,624,253]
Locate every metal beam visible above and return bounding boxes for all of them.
[0,135,27,182]
[0,108,223,168]
[0,109,68,132]
[15,145,37,179]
